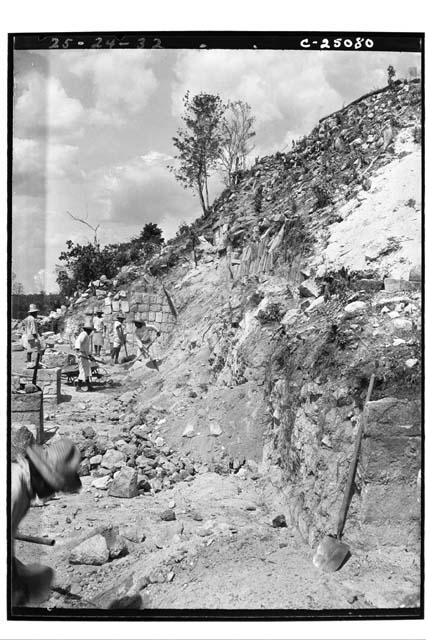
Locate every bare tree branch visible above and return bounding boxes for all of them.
[67,210,100,246]
[217,101,256,188]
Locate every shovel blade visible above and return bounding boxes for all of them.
[313,535,350,573]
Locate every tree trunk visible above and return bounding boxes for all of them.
[197,180,207,216]
[204,166,210,210]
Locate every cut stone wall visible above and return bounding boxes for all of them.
[360,397,421,547]
[19,367,62,407]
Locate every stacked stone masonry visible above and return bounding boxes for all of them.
[19,367,62,408]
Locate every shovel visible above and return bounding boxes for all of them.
[313,373,375,572]
[120,341,135,365]
[123,334,161,371]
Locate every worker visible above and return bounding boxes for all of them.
[92,309,106,357]
[111,313,126,365]
[22,304,42,369]
[133,315,161,360]
[74,317,94,391]
[12,438,81,606]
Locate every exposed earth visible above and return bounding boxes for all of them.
[11,78,422,615]
[12,348,420,612]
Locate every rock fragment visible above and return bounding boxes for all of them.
[108,466,138,498]
[69,534,109,566]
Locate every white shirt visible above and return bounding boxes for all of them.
[113,320,125,346]
[74,330,91,356]
[93,316,104,333]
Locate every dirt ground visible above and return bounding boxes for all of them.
[11,347,421,612]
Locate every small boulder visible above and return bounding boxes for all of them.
[160,509,176,522]
[209,422,222,437]
[393,318,412,332]
[89,454,102,467]
[299,279,319,298]
[272,515,287,528]
[344,301,367,317]
[101,449,125,470]
[108,466,138,498]
[69,534,109,565]
[79,458,90,477]
[103,527,129,560]
[91,476,111,490]
[182,423,195,438]
[82,425,96,439]
[119,525,146,543]
[11,424,35,462]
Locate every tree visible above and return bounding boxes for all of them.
[56,222,166,296]
[12,271,24,294]
[170,92,226,216]
[57,240,107,295]
[387,65,396,86]
[139,222,164,247]
[218,101,256,187]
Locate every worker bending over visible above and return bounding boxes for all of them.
[11,438,81,606]
[134,314,161,359]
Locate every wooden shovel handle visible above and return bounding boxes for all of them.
[336,374,375,539]
[15,533,55,546]
[31,352,41,386]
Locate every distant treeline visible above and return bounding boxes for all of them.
[11,293,67,320]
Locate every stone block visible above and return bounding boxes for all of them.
[132,293,143,304]
[138,303,149,314]
[11,390,44,443]
[364,398,421,438]
[148,312,156,322]
[360,482,419,525]
[108,466,138,498]
[361,435,421,483]
[352,279,384,292]
[121,301,130,313]
[112,301,120,312]
[384,278,419,293]
[155,312,163,324]
[409,264,421,282]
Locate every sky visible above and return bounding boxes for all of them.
[12,48,420,293]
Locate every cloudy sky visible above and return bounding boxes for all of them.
[12,48,420,292]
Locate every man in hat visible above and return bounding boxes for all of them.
[74,318,94,391]
[111,313,126,364]
[134,315,161,361]
[22,304,42,369]
[92,309,106,357]
[12,438,81,606]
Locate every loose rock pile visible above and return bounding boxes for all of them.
[74,422,199,497]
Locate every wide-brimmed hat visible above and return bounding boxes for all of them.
[116,312,125,320]
[26,438,82,492]
[28,304,39,313]
[83,317,94,330]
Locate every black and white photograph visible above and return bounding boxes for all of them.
[7,28,423,624]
